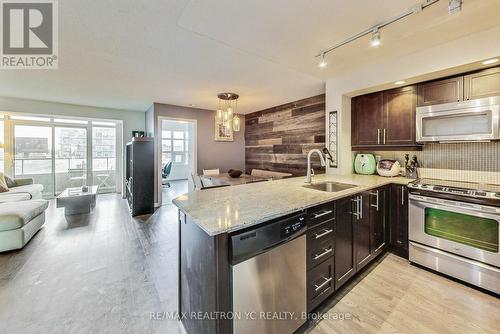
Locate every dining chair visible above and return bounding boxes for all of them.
[190,173,204,191]
[162,161,173,187]
[95,161,115,191]
[203,169,220,176]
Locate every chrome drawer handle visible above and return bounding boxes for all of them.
[314,228,333,239]
[370,190,379,211]
[313,247,333,260]
[314,276,333,292]
[313,210,333,219]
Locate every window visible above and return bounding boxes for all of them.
[92,126,116,192]
[3,115,119,197]
[161,129,189,165]
[13,125,54,195]
[92,127,116,171]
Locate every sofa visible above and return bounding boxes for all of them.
[0,177,48,252]
[0,177,44,203]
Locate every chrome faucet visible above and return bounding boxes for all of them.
[305,149,326,184]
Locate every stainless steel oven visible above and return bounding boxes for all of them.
[416,96,500,142]
[409,194,500,293]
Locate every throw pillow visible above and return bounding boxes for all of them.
[4,174,16,188]
[0,173,9,193]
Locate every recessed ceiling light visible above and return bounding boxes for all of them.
[395,80,405,85]
[370,29,381,47]
[482,58,499,65]
[189,104,196,107]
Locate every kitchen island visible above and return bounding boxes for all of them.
[173,174,412,334]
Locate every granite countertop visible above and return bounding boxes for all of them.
[173,174,413,236]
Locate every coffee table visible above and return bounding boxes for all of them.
[56,186,98,215]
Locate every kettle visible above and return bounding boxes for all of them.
[354,154,376,175]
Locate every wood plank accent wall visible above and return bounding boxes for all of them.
[245,94,326,176]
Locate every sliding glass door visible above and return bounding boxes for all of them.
[92,126,116,192]
[54,126,87,194]
[13,124,54,196]
[5,116,120,198]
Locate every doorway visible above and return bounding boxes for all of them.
[159,118,196,205]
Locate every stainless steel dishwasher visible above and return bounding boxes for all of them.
[230,212,307,334]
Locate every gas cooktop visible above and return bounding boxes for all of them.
[408,178,500,203]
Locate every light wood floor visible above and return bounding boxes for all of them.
[309,253,500,334]
[1,194,498,333]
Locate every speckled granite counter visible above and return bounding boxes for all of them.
[173,174,413,236]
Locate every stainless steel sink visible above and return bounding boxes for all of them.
[303,182,357,192]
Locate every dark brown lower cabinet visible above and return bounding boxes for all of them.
[307,257,335,312]
[354,192,372,271]
[371,186,389,257]
[306,203,335,312]
[334,195,356,289]
[334,187,389,291]
[390,184,409,258]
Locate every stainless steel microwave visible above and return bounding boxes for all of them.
[416,96,500,143]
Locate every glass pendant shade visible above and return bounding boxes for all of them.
[216,109,223,124]
[232,114,240,132]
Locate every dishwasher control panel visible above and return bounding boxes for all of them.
[281,216,306,238]
[230,212,306,265]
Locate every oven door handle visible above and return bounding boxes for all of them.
[409,194,500,218]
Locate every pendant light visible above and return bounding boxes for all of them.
[216,93,240,132]
[216,99,224,125]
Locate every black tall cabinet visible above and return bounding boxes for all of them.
[126,138,154,216]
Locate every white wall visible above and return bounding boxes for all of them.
[325,25,500,175]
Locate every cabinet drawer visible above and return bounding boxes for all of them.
[307,202,335,227]
[308,220,334,244]
[307,257,335,312]
[308,231,334,269]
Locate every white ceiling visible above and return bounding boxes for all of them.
[1,0,499,114]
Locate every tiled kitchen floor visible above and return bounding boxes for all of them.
[1,194,498,333]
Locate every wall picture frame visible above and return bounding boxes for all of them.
[214,119,234,142]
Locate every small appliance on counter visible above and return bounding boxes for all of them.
[354,153,376,175]
[376,159,401,177]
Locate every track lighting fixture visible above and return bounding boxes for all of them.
[370,28,381,47]
[319,52,327,68]
[315,0,439,64]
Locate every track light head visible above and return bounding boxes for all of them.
[319,52,327,68]
[370,28,381,47]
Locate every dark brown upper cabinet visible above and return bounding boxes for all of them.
[352,86,419,150]
[383,86,417,146]
[417,67,500,106]
[352,66,500,150]
[464,66,500,100]
[351,92,383,146]
[417,76,463,106]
